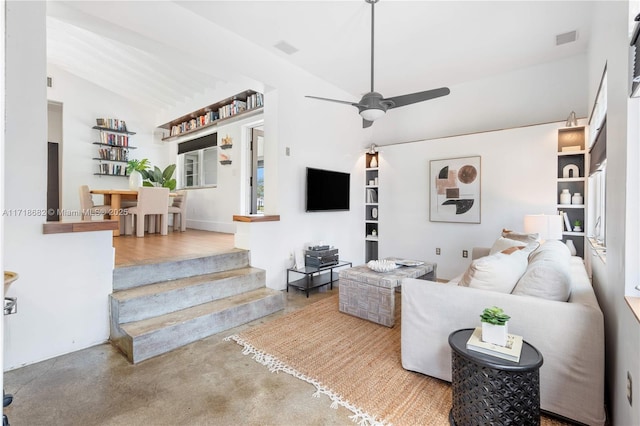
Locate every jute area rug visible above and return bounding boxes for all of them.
[226,294,570,426]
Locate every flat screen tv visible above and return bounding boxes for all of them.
[305,167,350,212]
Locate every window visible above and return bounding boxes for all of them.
[178,132,217,188]
[587,67,607,252]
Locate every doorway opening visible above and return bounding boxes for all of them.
[47,101,62,221]
[248,126,264,214]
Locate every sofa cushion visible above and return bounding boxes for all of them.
[512,240,572,301]
[501,228,539,244]
[460,249,529,293]
[489,237,526,255]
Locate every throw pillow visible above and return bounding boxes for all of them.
[512,240,572,301]
[501,228,540,244]
[459,250,529,293]
[489,237,526,255]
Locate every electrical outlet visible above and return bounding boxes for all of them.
[628,371,633,406]
[436,248,441,255]
[462,250,468,258]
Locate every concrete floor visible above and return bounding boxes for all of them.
[3,287,354,426]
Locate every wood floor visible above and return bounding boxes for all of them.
[112,229,236,267]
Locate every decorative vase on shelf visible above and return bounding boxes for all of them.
[371,207,378,219]
[566,239,577,256]
[370,156,378,168]
[559,189,571,205]
[128,170,143,190]
[481,322,508,347]
[572,192,583,205]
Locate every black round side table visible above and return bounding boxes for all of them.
[448,328,544,426]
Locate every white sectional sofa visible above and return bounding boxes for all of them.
[401,239,606,426]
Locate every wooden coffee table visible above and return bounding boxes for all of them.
[338,258,436,327]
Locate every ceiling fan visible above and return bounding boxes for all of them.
[306,0,450,128]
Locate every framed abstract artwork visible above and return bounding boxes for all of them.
[430,156,481,223]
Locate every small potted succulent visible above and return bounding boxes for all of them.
[480,306,510,347]
[573,219,582,232]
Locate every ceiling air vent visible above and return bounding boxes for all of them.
[556,30,577,46]
[273,40,299,55]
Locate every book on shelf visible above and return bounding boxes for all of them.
[466,327,524,362]
[366,188,378,203]
[560,211,572,231]
[96,118,127,132]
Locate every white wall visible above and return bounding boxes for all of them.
[379,122,561,280]
[4,1,115,370]
[46,64,170,214]
[587,2,640,426]
[370,54,589,145]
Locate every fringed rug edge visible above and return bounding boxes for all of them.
[224,334,391,426]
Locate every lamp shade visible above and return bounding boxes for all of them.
[360,108,385,122]
[523,214,563,241]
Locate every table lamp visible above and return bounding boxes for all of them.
[523,214,563,242]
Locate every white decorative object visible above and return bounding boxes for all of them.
[128,170,143,190]
[374,177,378,185]
[481,322,508,347]
[573,225,582,232]
[371,229,377,237]
[370,156,378,168]
[371,207,378,219]
[562,164,579,178]
[566,239,577,256]
[559,189,571,205]
[367,259,398,273]
[572,193,583,205]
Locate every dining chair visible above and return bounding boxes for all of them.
[168,190,188,232]
[125,187,170,237]
[79,185,111,220]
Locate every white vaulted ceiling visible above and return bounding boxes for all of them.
[45,0,595,111]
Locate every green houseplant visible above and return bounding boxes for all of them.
[480,306,510,347]
[126,158,150,190]
[142,164,177,191]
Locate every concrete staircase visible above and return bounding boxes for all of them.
[110,250,284,363]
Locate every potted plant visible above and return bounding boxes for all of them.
[142,164,177,191]
[480,306,510,347]
[126,158,150,190]
[573,219,582,232]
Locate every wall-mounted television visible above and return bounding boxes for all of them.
[305,167,350,212]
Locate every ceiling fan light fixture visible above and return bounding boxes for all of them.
[360,108,385,122]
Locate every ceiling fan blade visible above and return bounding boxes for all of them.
[384,87,450,109]
[305,95,360,107]
[363,119,374,128]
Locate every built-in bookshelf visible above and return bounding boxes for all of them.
[365,151,379,262]
[92,123,136,177]
[158,90,264,141]
[557,126,586,258]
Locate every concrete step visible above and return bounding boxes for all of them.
[110,288,284,364]
[110,267,266,324]
[113,250,250,291]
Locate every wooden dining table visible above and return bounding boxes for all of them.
[90,189,176,236]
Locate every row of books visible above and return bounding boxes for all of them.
[97,148,128,162]
[98,164,126,176]
[167,93,264,137]
[466,327,524,362]
[170,110,220,136]
[218,99,247,119]
[99,132,130,147]
[558,210,574,231]
[96,118,127,132]
[246,92,264,110]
